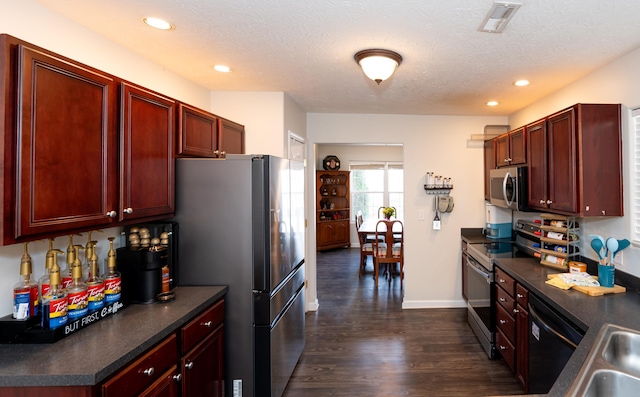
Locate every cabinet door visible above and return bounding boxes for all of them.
[177,104,218,157]
[139,365,180,397]
[14,44,118,241]
[218,117,245,155]
[317,222,336,248]
[334,220,349,245]
[495,133,510,167]
[509,127,526,165]
[547,108,577,213]
[182,325,224,397]
[483,139,495,201]
[526,120,548,210]
[120,83,175,221]
[516,304,529,392]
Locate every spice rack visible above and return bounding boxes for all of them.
[538,213,581,271]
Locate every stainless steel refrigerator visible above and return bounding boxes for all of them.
[174,155,305,397]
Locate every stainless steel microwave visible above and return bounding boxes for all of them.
[489,166,528,211]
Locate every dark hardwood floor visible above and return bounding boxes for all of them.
[282,248,524,397]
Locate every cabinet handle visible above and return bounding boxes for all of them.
[499,278,506,283]
[124,207,134,214]
[539,199,545,205]
[203,320,213,328]
[214,150,220,157]
[220,150,226,157]
[105,211,117,218]
[185,362,194,370]
[507,157,512,162]
[500,345,507,350]
[503,158,509,163]
[516,293,524,298]
[546,200,553,205]
[143,367,155,376]
[513,308,520,314]
[499,320,507,324]
[499,297,506,302]
[173,373,182,382]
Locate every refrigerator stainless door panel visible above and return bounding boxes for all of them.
[290,159,305,268]
[254,263,305,326]
[255,284,305,397]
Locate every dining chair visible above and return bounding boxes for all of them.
[356,211,375,277]
[372,219,404,287]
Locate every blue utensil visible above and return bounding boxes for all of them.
[614,239,630,259]
[590,237,605,260]
[606,237,619,263]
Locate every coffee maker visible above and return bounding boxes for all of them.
[118,222,179,304]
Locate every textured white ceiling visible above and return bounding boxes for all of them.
[36,0,640,116]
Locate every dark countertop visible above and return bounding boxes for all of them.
[495,258,640,397]
[461,227,513,244]
[0,285,227,387]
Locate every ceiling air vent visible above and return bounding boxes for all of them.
[478,2,522,33]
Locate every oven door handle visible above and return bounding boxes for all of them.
[467,256,492,284]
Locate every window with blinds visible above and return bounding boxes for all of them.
[632,109,640,246]
[350,161,403,221]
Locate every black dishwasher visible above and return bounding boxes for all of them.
[528,293,585,394]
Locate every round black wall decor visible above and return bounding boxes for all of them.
[322,155,341,170]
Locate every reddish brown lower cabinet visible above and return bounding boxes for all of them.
[317,220,350,250]
[182,325,224,397]
[138,366,180,397]
[495,266,530,392]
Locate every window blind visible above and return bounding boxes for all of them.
[632,108,640,246]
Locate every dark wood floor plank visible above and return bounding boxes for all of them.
[282,248,523,397]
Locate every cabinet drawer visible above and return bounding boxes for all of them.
[516,283,529,308]
[496,284,515,312]
[182,299,224,353]
[495,267,516,296]
[496,329,516,373]
[496,302,516,342]
[103,333,178,397]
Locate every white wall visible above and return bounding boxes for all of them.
[509,46,640,278]
[307,113,508,308]
[0,1,213,316]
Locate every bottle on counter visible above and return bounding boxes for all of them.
[62,234,79,289]
[102,237,121,305]
[83,230,101,281]
[41,249,68,330]
[66,245,89,320]
[38,239,56,301]
[13,242,38,320]
[86,242,105,312]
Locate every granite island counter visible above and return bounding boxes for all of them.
[495,258,640,397]
[0,285,227,392]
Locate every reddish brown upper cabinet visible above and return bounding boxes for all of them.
[526,104,622,216]
[218,117,245,156]
[0,35,118,244]
[484,139,496,201]
[177,103,219,157]
[495,127,526,168]
[119,83,175,222]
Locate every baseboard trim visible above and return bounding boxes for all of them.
[402,299,467,309]
[307,299,319,312]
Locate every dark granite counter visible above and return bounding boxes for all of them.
[495,258,640,396]
[0,285,227,387]
[461,227,513,244]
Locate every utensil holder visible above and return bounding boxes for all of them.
[598,263,615,288]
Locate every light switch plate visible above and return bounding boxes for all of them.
[418,210,425,220]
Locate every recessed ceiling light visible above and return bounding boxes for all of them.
[143,17,173,30]
[514,80,529,87]
[213,65,231,73]
[487,101,499,107]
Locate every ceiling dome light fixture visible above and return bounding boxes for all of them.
[354,49,403,85]
[214,65,231,73]
[513,79,529,86]
[143,17,173,30]
[486,101,499,107]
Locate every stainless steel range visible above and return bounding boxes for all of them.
[464,220,541,359]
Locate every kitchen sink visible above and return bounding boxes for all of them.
[602,330,640,376]
[581,370,640,397]
[568,324,640,397]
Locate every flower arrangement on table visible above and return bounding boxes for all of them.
[382,207,395,219]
